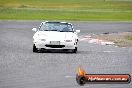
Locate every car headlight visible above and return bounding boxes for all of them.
[65,40,72,42]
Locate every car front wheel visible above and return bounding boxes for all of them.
[72,47,77,53]
[33,44,38,52]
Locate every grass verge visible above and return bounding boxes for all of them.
[93,32,132,47]
[0,8,132,20]
[127,35,132,40]
[0,0,132,20]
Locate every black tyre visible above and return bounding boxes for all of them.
[76,75,86,86]
[72,47,77,53]
[33,44,38,52]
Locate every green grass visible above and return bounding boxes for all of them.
[0,0,132,20]
[127,35,132,40]
[1,0,132,9]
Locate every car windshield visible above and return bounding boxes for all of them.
[39,22,73,32]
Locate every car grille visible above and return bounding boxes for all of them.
[45,45,65,48]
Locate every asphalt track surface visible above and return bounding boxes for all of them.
[0,20,132,88]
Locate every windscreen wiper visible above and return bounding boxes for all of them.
[50,30,59,31]
[60,31,74,32]
[44,30,50,31]
[44,30,58,31]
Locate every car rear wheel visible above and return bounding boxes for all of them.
[33,44,38,52]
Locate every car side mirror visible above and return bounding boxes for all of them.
[76,30,80,33]
[32,28,37,32]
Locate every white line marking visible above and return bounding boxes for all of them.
[10,8,132,13]
[65,76,75,78]
[103,51,116,53]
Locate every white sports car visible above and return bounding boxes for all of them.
[32,21,80,53]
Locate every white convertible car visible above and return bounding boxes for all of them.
[32,21,80,53]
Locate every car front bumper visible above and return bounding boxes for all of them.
[34,41,76,49]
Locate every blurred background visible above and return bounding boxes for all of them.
[0,0,132,20]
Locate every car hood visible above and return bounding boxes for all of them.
[37,31,74,41]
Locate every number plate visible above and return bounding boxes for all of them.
[49,41,60,45]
